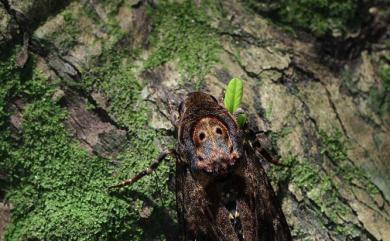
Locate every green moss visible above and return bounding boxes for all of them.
[145,0,220,90]
[60,11,81,49]
[90,1,126,50]
[265,102,273,119]
[84,52,145,130]
[319,129,347,162]
[270,154,355,235]
[341,68,360,96]
[269,129,379,236]
[319,130,380,195]
[44,10,82,53]
[369,61,390,125]
[46,2,126,54]
[232,48,243,67]
[2,47,175,240]
[100,0,125,16]
[0,49,21,172]
[269,127,293,151]
[84,50,177,239]
[5,99,131,241]
[247,0,361,37]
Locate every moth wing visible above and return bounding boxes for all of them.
[238,148,292,241]
[175,164,237,241]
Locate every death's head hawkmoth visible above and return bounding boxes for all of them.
[110,91,292,241]
[177,92,242,177]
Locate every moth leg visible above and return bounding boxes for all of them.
[254,149,287,167]
[254,133,288,167]
[167,100,179,128]
[109,149,177,189]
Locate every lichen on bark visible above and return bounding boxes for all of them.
[0,0,389,241]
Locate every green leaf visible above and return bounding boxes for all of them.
[237,113,247,127]
[224,78,243,113]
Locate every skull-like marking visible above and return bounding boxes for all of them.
[192,117,238,174]
[177,92,243,176]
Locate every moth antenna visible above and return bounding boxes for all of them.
[108,149,177,189]
[167,100,179,128]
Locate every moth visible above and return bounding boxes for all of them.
[110,92,292,241]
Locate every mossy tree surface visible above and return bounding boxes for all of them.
[1,0,389,241]
[145,0,220,89]
[0,46,176,240]
[369,47,390,125]
[245,0,362,37]
[3,1,219,239]
[269,129,382,238]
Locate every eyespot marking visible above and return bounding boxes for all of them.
[199,132,206,141]
[216,127,222,135]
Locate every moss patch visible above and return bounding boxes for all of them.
[369,57,390,125]
[145,0,220,89]
[57,10,82,52]
[319,130,380,195]
[38,1,127,57]
[270,129,381,237]
[270,155,356,236]
[1,46,175,240]
[246,0,361,37]
[83,49,177,240]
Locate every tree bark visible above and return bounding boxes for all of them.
[1,0,389,240]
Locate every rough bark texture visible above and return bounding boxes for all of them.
[1,0,389,240]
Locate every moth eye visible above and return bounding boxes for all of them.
[215,127,222,135]
[199,132,206,141]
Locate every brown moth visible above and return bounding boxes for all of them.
[110,92,292,241]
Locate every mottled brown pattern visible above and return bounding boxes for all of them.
[175,92,291,241]
[111,92,291,240]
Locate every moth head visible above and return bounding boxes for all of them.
[191,116,239,175]
[178,92,243,177]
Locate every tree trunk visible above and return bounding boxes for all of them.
[0,0,389,241]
